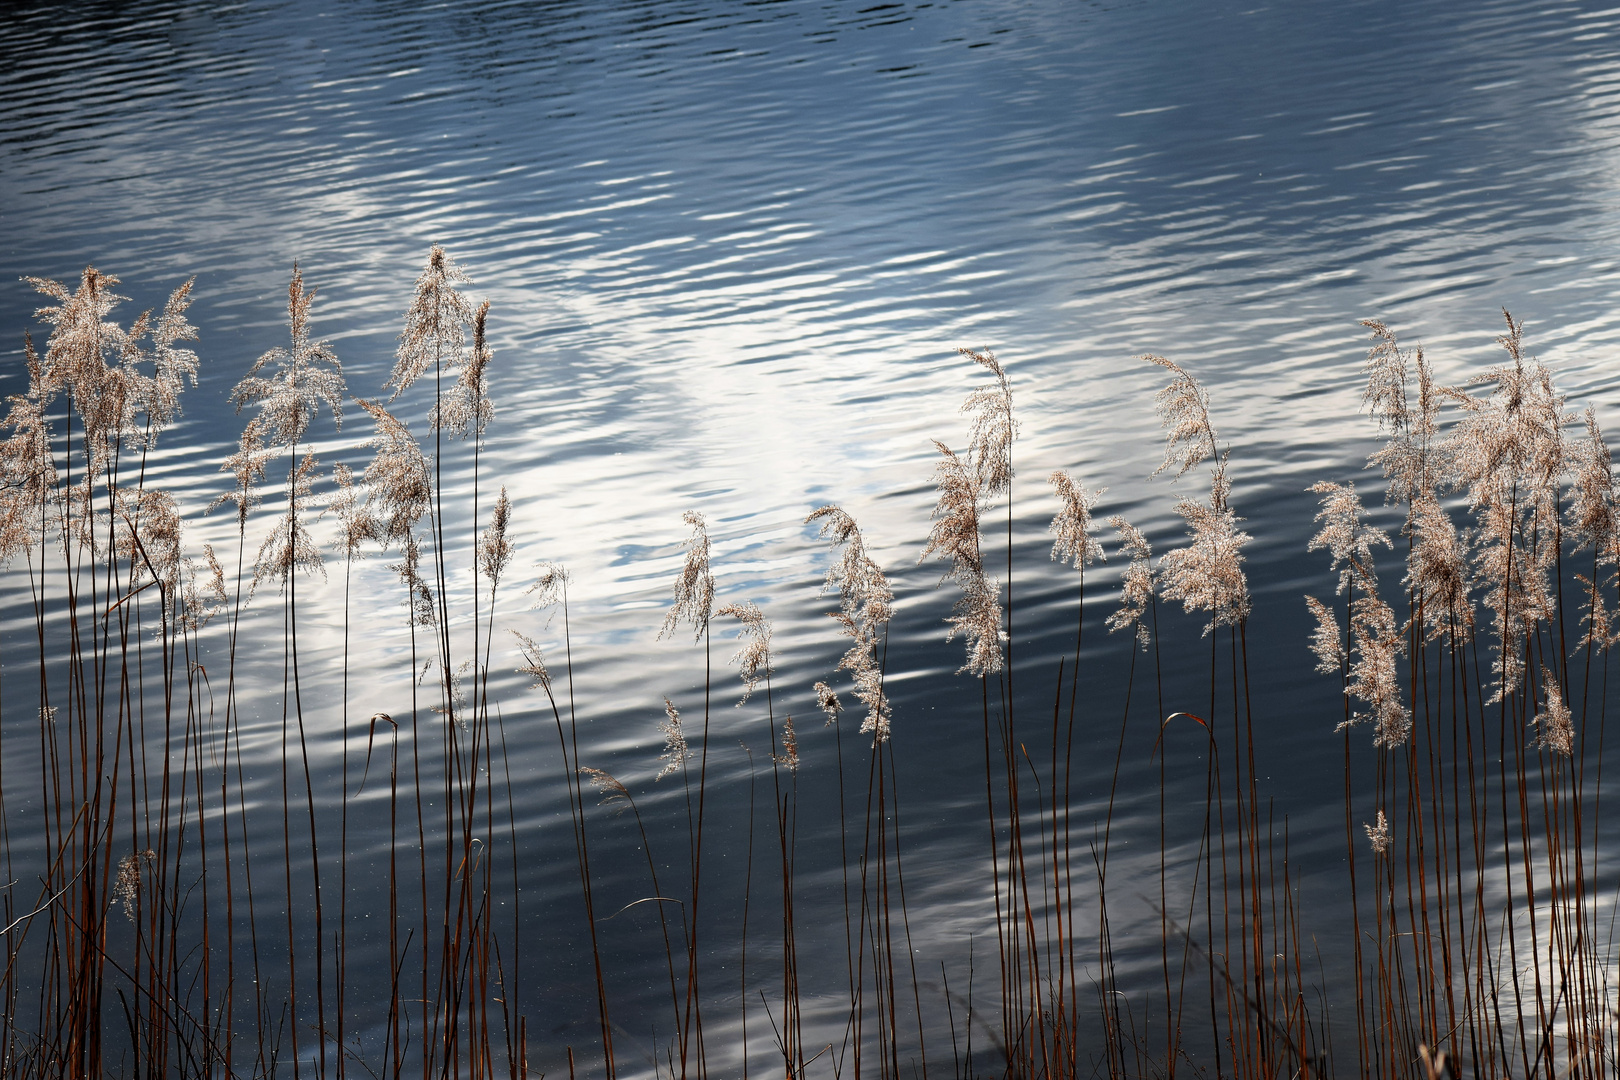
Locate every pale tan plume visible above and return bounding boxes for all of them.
[388,244,475,400]
[1105,516,1154,650]
[807,505,893,740]
[717,600,772,704]
[659,511,714,643]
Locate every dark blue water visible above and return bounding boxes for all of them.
[6,0,1620,1074]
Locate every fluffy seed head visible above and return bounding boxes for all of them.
[512,630,552,695]
[1048,470,1105,570]
[656,697,692,780]
[1533,667,1574,756]
[1304,595,1344,675]
[921,442,1003,675]
[1364,810,1390,856]
[958,347,1016,497]
[659,511,714,643]
[717,600,772,704]
[1105,516,1155,650]
[773,715,799,773]
[479,487,514,586]
[389,244,474,400]
[1144,354,1216,481]
[1158,472,1252,636]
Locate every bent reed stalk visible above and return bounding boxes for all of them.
[0,258,1617,1080]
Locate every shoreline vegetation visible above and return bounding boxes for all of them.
[0,247,1616,1079]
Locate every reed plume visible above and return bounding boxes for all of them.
[250,452,324,592]
[1144,353,1218,482]
[0,336,58,562]
[1363,811,1390,856]
[512,630,553,695]
[390,534,437,629]
[479,487,514,586]
[657,697,692,781]
[1048,470,1105,570]
[959,347,1016,497]
[1361,320,1442,505]
[1157,474,1251,635]
[1406,489,1472,643]
[1441,311,1567,700]
[1304,595,1345,674]
[579,767,633,813]
[1305,481,1407,744]
[773,715,799,773]
[435,298,494,440]
[660,511,715,642]
[808,505,893,739]
[1145,356,1251,634]
[328,462,377,559]
[210,418,272,530]
[229,265,344,450]
[1105,516,1154,649]
[389,244,474,400]
[718,601,772,704]
[814,681,842,724]
[356,398,431,547]
[1533,665,1575,755]
[921,442,1003,674]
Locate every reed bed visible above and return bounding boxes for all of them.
[0,250,1616,1080]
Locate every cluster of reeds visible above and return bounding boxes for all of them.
[1,250,1617,1080]
[0,252,530,1078]
[1300,316,1620,1078]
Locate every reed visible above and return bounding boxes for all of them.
[2,255,1618,1080]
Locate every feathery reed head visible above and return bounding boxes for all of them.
[1407,489,1472,643]
[1105,516,1155,649]
[1568,405,1618,563]
[28,266,127,405]
[434,297,494,439]
[958,347,1016,497]
[511,630,552,695]
[656,697,692,780]
[579,767,633,813]
[328,462,376,559]
[388,534,436,628]
[1048,470,1105,570]
[1157,476,1251,637]
[1359,319,1410,435]
[773,714,799,773]
[1306,481,1389,596]
[921,441,1003,675]
[1144,354,1217,481]
[1303,595,1344,675]
[527,561,570,614]
[479,487,514,586]
[808,505,894,739]
[389,244,474,400]
[807,505,894,627]
[1534,667,1574,756]
[230,265,345,448]
[659,511,714,642]
[814,681,842,725]
[0,334,60,563]
[251,452,325,593]
[1364,810,1390,856]
[717,600,772,704]
[356,398,430,548]
[210,418,273,528]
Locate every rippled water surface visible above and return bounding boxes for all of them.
[7,0,1620,1071]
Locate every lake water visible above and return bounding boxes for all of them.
[6,0,1620,1075]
